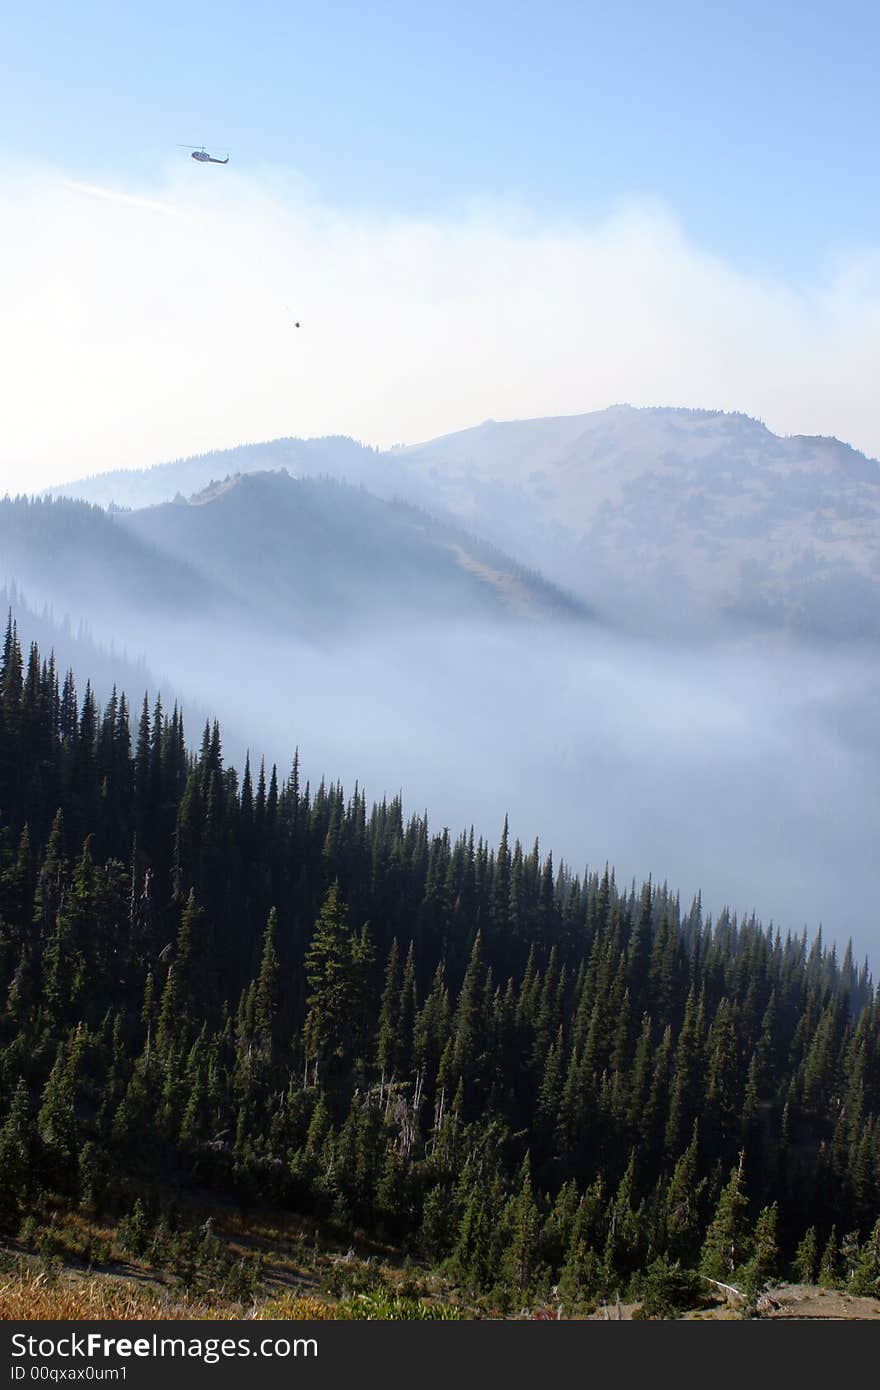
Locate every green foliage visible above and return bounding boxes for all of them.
[303,884,360,1075]
[0,635,877,1311]
[77,1140,109,1208]
[847,1220,880,1298]
[117,1199,151,1259]
[336,1292,465,1319]
[700,1156,751,1281]
[793,1225,818,1284]
[36,1049,79,1196]
[742,1202,779,1299]
[502,1155,543,1300]
[0,1079,32,1231]
[322,1257,388,1299]
[639,1255,702,1319]
[818,1226,840,1289]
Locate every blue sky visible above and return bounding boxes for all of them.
[3,0,878,282]
[2,1,879,485]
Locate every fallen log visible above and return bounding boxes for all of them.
[701,1275,745,1301]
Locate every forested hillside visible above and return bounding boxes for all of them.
[1,618,878,1311]
[0,495,235,630]
[116,471,589,630]
[4,477,588,643]
[0,584,203,733]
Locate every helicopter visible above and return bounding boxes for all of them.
[178,144,229,164]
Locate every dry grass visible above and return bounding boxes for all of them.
[0,1264,342,1322]
[255,1293,338,1320]
[0,1265,461,1322]
[0,1268,209,1320]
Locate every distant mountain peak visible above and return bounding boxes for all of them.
[160,468,307,510]
[41,403,880,640]
[184,474,245,506]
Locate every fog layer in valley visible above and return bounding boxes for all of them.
[31,591,874,966]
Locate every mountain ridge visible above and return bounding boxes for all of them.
[44,404,880,639]
[8,470,591,642]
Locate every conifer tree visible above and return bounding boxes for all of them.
[37,1046,78,1195]
[818,1226,840,1288]
[451,932,483,1087]
[376,938,401,1077]
[0,1078,32,1230]
[850,1218,880,1297]
[302,884,356,1079]
[743,1202,779,1297]
[793,1226,818,1284]
[253,907,280,1057]
[700,1155,751,1282]
[503,1154,542,1301]
[664,1122,705,1263]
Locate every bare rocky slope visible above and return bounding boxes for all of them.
[394,406,880,638]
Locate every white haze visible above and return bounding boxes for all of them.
[187,625,880,968]
[2,160,880,489]
[19,576,876,966]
